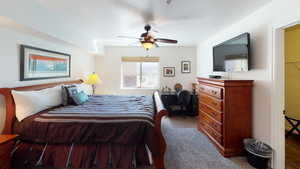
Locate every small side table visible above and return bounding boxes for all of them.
[0,135,18,169]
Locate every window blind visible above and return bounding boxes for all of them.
[121,57,159,62]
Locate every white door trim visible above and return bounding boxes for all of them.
[271,20,300,169]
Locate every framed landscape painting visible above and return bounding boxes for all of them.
[20,45,71,81]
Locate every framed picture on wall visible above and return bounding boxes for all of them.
[181,61,191,73]
[20,45,71,81]
[163,67,175,77]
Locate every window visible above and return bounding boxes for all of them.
[121,57,159,89]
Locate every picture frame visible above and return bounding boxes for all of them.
[181,61,191,73]
[163,67,175,77]
[20,45,71,81]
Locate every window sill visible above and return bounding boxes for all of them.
[120,87,158,90]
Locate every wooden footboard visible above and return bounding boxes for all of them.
[153,91,169,169]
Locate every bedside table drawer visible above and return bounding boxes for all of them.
[0,142,13,157]
[0,155,11,169]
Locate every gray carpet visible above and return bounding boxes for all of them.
[162,117,254,169]
[26,116,254,169]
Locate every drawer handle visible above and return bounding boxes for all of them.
[211,111,217,117]
[211,91,217,95]
[213,123,218,129]
[200,87,205,90]
[209,122,217,128]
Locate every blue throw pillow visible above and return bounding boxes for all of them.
[72,91,89,105]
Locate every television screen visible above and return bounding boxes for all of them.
[213,33,250,72]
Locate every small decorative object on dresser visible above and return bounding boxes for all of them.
[163,67,175,77]
[20,45,71,81]
[181,61,191,73]
[0,135,18,169]
[197,77,253,157]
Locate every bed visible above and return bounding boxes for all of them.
[0,80,168,169]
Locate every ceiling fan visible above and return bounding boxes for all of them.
[118,24,178,50]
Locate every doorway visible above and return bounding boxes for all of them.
[284,24,300,169]
[271,21,300,169]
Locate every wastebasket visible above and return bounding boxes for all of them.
[244,138,273,169]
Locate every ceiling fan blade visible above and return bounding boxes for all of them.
[155,38,178,44]
[117,35,141,40]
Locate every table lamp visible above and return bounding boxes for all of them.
[85,72,101,95]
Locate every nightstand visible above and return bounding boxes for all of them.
[0,135,18,169]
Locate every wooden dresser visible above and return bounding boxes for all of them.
[197,77,253,157]
[0,135,18,169]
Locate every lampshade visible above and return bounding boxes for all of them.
[141,42,154,50]
[85,72,101,85]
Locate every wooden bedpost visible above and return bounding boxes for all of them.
[153,91,168,169]
[0,88,16,134]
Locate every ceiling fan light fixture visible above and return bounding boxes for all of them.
[141,42,154,50]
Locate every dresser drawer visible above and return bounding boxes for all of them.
[199,103,223,123]
[200,112,222,133]
[200,121,223,145]
[198,84,222,99]
[199,93,223,111]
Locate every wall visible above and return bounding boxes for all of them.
[95,46,197,95]
[197,1,300,168]
[197,3,273,143]
[0,21,95,133]
[284,24,300,131]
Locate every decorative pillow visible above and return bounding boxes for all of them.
[71,91,89,105]
[12,86,62,121]
[61,84,78,106]
[61,86,68,106]
[66,86,79,105]
[76,84,92,95]
[61,85,76,106]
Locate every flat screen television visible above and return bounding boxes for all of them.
[213,33,250,72]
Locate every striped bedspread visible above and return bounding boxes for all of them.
[34,95,155,126]
[12,94,160,169]
[13,95,158,146]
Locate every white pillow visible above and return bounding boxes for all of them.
[12,86,62,121]
[76,83,92,95]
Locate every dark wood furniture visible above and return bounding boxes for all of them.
[284,111,300,137]
[160,91,198,116]
[197,77,253,157]
[0,80,168,169]
[0,135,18,169]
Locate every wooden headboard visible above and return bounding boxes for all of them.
[0,80,83,134]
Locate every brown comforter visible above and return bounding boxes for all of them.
[12,95,160,169]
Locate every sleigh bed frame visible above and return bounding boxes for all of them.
[0,80,168,169]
